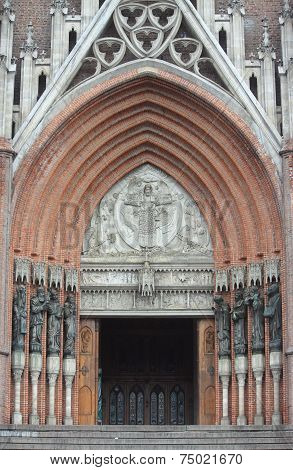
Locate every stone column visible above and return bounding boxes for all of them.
[19,23,38,123]
[258,18,277,126]
[252,353,265,425]
[63,357,76,425]
[280,144,293,424]
[227,0,246,78]
[0,1,16,138]
[46,356,60,425]
[196,0,215,33]
[219,357,231,425]
[270,351,282,425]
[29,353,42,424]
[0,140,14,424]
[50,1,68,77]
[235,355,248,425]
[11,351,25,424]
[81,0,98,33]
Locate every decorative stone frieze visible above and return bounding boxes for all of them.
[32,261,47,285]
[14,257,31,283]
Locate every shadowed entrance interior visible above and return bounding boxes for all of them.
[101,318,194,425]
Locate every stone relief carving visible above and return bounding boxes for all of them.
[215,269,229,292]
[248,263,263,286]
[213,295,231,358]
[65,268,79,292]
[232,290,247,356]
[47,288,63,356]
[264,259,280,283]
[48,265,63,289]
[63,293,76,358]
[80,327,93,354]
[30,287,49,353]
[244,286,264,353]
[32,262,47,286]
[263,283,282,352]
[14,258,31,284]
[138,261,155,296]
[12,286,27,352]
[83,165,212,257]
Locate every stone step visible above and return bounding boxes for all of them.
[0,425,292,450]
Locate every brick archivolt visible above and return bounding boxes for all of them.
[11,74,283,267]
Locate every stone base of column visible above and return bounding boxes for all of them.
[254,415,264,425]
[29,414,39,425]
[272,412,282,425]
[63,417,73,425]
[221,417,230,425]
[12,412,22,425]
[46,416,57,425]
[237,415,247,425]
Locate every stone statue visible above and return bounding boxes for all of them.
[244,286,264,353]
[232,290,247,356]
[12,286,27,352]
[263,283,282,351]
[125,183,172,249]
[30,287,49,353]
[213,295,231,357]
[47,288,63,356]
[63,293,76,358]
[138,260,155,296]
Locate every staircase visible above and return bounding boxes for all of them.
[0,425,293,450]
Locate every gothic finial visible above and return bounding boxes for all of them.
[258,18,276,59]
[20,22,38,58]
[280,0,293,22]
[2,0,15,19]
[50,0,68,14]
[228,0,245,15]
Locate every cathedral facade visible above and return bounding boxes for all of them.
[0,0,292,438]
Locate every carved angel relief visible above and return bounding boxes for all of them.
[83,165,213,258]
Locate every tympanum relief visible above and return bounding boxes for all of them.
[83,165,212,258]
[81,165,214,315]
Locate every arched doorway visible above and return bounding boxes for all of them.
[79,164,215,424]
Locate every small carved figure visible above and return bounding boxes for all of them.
[12,286,27,352]
[138,260,155,296]
[47,288,63,356]
[213,295,231,357]
[30,287,49,353]
[63,293,76,358]
[244,286,264,353]
[232,290,247,356]
[263,283,282,351]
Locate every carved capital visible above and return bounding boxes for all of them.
[236,372,247,387]
[47,372,58,386]
[12,368,23,383]
[64,375,74,388]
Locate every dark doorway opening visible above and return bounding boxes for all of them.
[101,318,195,425]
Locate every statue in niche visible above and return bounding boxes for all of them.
[12,286,27,352]
[263,283,282,351]
[30,287,49,353]
[232,290,247,356]
[138,260,155,296]
[213,295,231,357]
[63,293,76,358]
[244,286,264,353]
[47,288,63,356]
[124,183,172,249]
